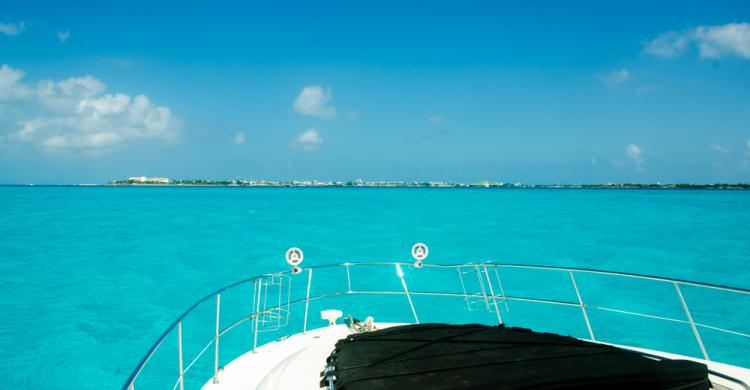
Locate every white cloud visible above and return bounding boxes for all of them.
[0,64,33,100]
[0,64,180,154]
[597,69,631,87]
[232,132,246,144]
[645,23,750,59]
[625,144,643,163]
[695,23,750,59]
[709,144,730,155]
[293,86,336,118]
[625,144,643,169]
[291,128,323,150]
[0,21,25,37]
[57,30,70,43]
[16,94,178,152]
[426,114,444,124]
[36,76,105,110]
[644,31,692,57]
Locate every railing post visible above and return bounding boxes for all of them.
[303,268,313,334]
[345,263,352,293]
[569,271,595,341]
[213,293,221,384]
[493,266,510,312]
[396,264,419,324]
[456,267,471,310]
[475,265,491,311]
[253,279,262,353]
[674,282,710,361]
[177,321,184,390]
[483,266,503,325]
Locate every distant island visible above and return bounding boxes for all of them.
[107,176,750,189]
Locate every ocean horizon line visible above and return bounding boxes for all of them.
[2,181,750,189]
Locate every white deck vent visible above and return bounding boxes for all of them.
[321,309,343,325]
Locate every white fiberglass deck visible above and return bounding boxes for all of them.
[201,324,397,389]
[203,325,349,389]
[202,322,750,390]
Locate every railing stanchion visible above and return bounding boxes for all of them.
[213,293,221,384]
[345,263,352,293]
[396,264,420,324]
[493,266,510,311]
[456,267,471,310]
[569,271,595,341]
[177,321,184,390]
[483,266,503,325]
[674,282,710,361]
[475,265,491,311]
[303,268,313,334]
[253,280,262,353]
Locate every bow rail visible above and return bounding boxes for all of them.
[122,261,750,390]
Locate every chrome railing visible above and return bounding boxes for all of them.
[121,261,750,390]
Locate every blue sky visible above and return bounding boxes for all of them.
[1,1,749,184]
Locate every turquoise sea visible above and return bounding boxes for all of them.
[1,186,749,389]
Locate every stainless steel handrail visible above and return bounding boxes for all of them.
[121,274,268,390]
[122,261,750,390]
[162,289,750,390]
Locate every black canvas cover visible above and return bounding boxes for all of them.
[322,324,709,390]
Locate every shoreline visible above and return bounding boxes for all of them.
[2,183,749,190]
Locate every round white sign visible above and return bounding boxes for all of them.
[411,243,428,261]
[285,247,304,266]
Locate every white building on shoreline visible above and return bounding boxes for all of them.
[128,176,170,184]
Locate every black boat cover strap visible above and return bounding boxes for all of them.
[322,323,709,390]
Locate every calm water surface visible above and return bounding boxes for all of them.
[1,187,749,389]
